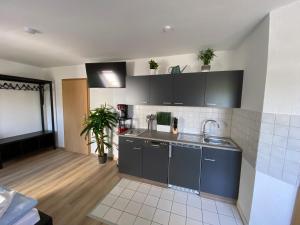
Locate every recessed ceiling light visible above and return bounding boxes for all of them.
[163,25,174,32]
[24,26,42,35]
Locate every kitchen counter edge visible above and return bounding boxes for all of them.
[118,130,242,152]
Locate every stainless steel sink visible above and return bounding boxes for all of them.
[203,137,235,147]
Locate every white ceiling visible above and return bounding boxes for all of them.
[0,0,296,67]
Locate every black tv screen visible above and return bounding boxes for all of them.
[85,62,126,88]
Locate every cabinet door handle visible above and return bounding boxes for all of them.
[169,146,172,158]
[204,158,216,162]
[174,102,183,105]
[133,147,141,150]
[206,103,216,106]
[163,102,171,105]
[126,139,134,143]
[141,101,148,104]
[151,144,160,148]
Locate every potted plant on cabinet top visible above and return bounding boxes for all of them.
[80,104,118,164]
[198,48,216,72]
[148,59,159,75]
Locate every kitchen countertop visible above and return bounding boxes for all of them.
[119,129,241,152]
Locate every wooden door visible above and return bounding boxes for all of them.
[62,79,90,154]
[292,187,300,225]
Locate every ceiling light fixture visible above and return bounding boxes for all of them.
[163,25,174,32]
[24,26,42,35]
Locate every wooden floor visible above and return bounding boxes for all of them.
[0,149,123,225]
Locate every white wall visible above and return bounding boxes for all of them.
[249,171,297,225]
[44,65,86,147]
[237,158,256,223]
[233,3,300,225]
[0,59,46,138]
[45,51,239,148]
[247,3,300,225]
[233,17,270,112]
[263,1,300,115]
[230,16,270,224]
[126,51,238,75]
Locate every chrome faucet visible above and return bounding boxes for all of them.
[201,119,220,138]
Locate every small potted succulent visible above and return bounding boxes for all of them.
[148,59,159,75]
[198,48,216,72]
[80,104,118,164]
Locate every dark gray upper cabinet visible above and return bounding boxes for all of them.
[124,70,243,108]
[169,144,201,190]
[173,73,205,106]
[200,147,242,199]
[149,75,173,105]
[126,76,150,105]
[118,137,143,177]
[204,71,243,108]
[142,140,169,183]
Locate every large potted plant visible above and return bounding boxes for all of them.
[198,48,216,72]
[80,104,118,164]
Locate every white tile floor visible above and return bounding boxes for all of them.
[89,178,243,225]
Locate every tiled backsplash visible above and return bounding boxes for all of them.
[231,109,262,168]
[257,113,300,186]
[231,109,300,187]
[132,105,233,137]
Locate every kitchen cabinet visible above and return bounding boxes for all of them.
[149,75,173,105]
[173,73,205,106]
[124,70,243,108]
[204,70,243,108]
[126,76,150,105]
[118,137,143,177]
[169,144,201,190]
[200,147,242,199]
[142,140,169,183]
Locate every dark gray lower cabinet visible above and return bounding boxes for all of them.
[201,147,242,199]
[118,137,143,177]
[142,140,169,183]
[169,144,201,190]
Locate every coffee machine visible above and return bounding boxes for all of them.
[117,104,132,133]
[117,104,128,119]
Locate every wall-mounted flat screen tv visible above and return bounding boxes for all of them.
[85,62,126,88]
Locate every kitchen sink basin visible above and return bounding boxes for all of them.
[203,137,235,147]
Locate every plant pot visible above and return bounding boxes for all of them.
[98,153,107,164]
[201,65,211,72]
[150,69,158,75]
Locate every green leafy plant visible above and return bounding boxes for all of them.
[198,48,216,65]
[148,59,159,69]
[80,104,118,158]
[156,112,171,125]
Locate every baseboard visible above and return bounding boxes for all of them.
[237,201,248,225]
